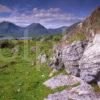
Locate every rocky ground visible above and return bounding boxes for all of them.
[44,75,100,100]
[44,33,100,100]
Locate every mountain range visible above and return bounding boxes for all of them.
[0,21,68,38]
[0,6,99,40]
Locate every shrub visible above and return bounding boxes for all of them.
[0,40,14,48]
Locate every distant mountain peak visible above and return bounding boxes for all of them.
[0,21,68,38]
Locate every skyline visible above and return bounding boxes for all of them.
[0,0,100,28]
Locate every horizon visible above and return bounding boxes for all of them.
[0,0,100,28]
[0,21,69,29]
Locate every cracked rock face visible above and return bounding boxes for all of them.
[43,74,83,89]
[79,34,100,84]
[62,41,87,76]
[45,82,98,100]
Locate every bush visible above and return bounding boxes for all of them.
[52,34,62,41]
[0,40,14,48]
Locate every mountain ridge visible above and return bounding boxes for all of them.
[0,21,68,38]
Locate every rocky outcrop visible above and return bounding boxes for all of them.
[62,6,100,42]
[49,40,87,74]
[45,82,98,100]
[82,7,100,38]
[44,7,100,100]
[49,44,64,71]
[79,34,100,84]
[62,41,87,76]
[44,74,83,89]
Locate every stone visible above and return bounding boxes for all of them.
[79,34,100,83]
[97,81,100,88]
[11,46,19,54]
[45,82,98,100]
[62,40,87,76]
[37,53,47,64]
[49,44,64,70]
[43,74,83,89]
[30,46,38,52]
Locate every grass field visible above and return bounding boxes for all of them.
[0,40,53,100]
[0,40,68,100]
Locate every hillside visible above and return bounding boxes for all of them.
[45,7,100,100]
[0,22,68,38]
[62,6,100,41]
[0,21,23,37]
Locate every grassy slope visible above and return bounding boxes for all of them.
[0,40,69,100]
[0,40,53,100]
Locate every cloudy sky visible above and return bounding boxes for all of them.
[0,0,99,28]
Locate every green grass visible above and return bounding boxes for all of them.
[0,40,70,100]
[69,33,87,43]
[53,82,80,93]
[0,40,52,100]
[91,83,100,93]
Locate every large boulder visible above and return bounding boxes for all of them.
[62,41,87,76]
[79,34,100,84]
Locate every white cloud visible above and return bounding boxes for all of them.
[0,4,12,13]
[0,7,83,28]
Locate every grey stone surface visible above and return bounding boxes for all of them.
[62,41,87,76]
[49,44,64,70]
[37,53,47,63]
[79,35,100,83]
[45,82,99,100]
[43,74,83,89]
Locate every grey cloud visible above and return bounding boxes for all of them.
[0,7,83,28]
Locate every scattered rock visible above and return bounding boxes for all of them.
[11,46,19,54]
[37,53,47,64]
[30,46,38,52]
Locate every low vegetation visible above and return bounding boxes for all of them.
[69,33,87,43]
[0,37,68,100]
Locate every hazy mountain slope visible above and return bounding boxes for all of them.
[25,23,49,37]
[0,22,68,38]
[48,26,68,35]
[62,6,100,41]
[0,21,24,37]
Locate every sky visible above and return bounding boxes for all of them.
[0,0,99,28]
